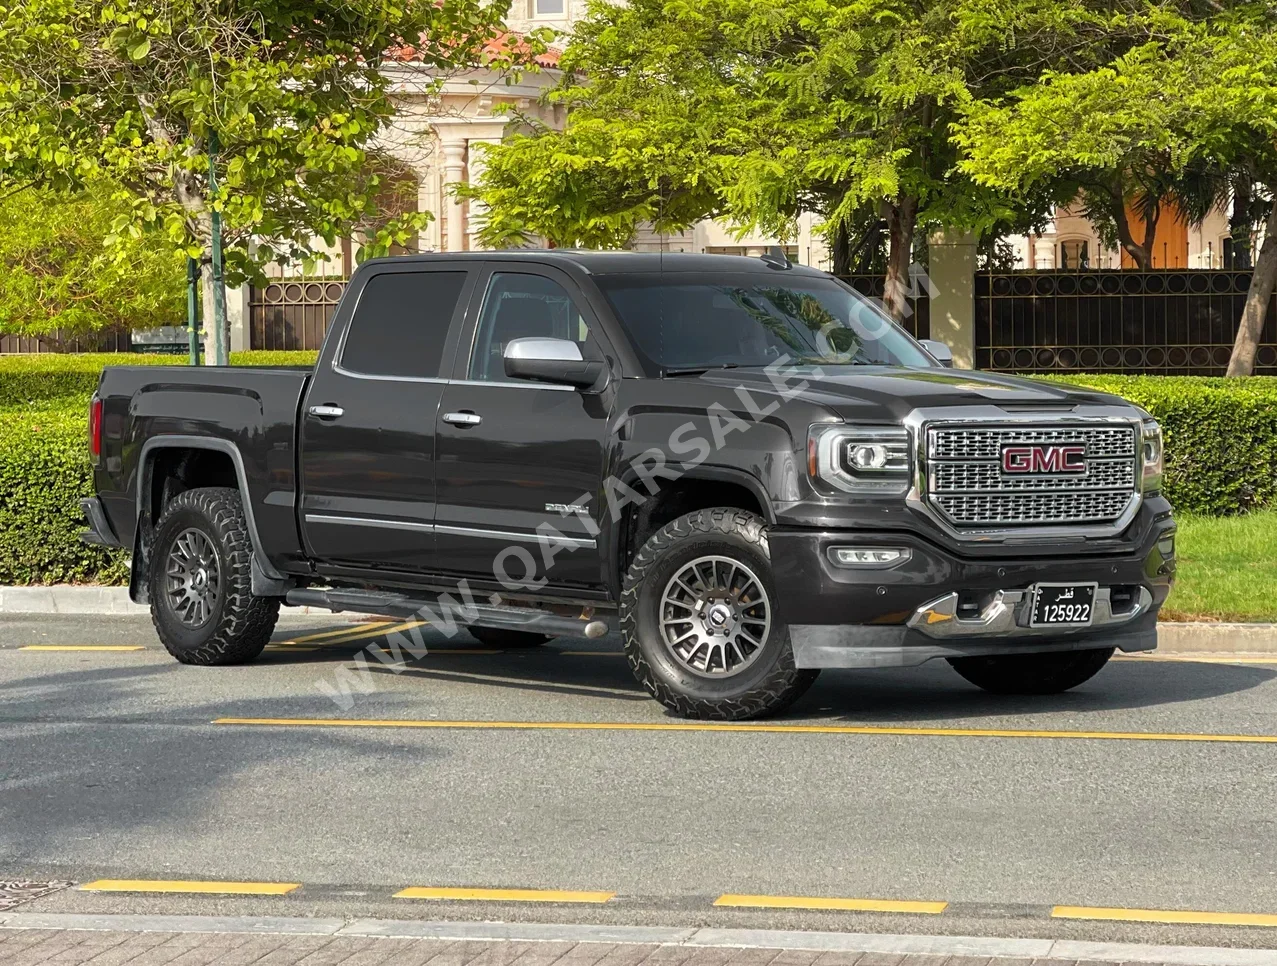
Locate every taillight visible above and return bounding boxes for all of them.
[89,397,103,463]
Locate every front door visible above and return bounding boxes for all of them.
[434,266,613,590]
[299,264,476,573]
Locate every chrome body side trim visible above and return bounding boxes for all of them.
[306,514,436,533]
[303,515,597,550]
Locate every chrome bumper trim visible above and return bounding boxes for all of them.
[907,586,1153,640]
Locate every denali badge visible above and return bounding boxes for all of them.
[1000,444,1087,475]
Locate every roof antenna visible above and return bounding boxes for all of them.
[760,245,792,270]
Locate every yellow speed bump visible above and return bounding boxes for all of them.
[1052,905,1277,927]
[395,887,614,904]
[80,879,299,896]
[716,894,947,914]
[212,718,1277,745]
[20,645,146,652]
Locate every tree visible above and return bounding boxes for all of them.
[468,0,1104,321]
[0,0,513,362]
[0,184,184,338]
[956,10,1277,375]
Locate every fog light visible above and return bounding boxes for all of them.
[828,547,911,568]
[1158,534,1175,557]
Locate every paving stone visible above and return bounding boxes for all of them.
[766,950,821,966]
[844,955,902,966]
[809,953,866,966]
[590,945,665,966]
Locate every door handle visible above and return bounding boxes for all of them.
[308,404,345,419]
[442,411,483,427]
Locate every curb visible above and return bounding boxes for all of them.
[3,586,1277,653]
[0,586,369,620]
[1,913,1275,966]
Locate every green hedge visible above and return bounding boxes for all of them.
[0,364,1273,584]
[1036,375,1277,516]
[0,351,318,407]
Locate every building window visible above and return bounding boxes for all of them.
[534,0,565,14]
[1059,239,1089,270]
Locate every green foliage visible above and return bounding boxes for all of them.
[0,402,130,584]
[0,185,185,336]
[1167,512,1277,622]
[0,351,318,407]
[0,0,517,286]
[468,0,1093,260]
[1037,375,1277,516]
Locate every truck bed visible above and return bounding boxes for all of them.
[93,365,312,570]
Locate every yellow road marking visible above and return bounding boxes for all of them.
[715,894,947,914]
[378,648,500,655]
[79,879,299,896]
[274,621,392,645]
[20,645,146,652]
[275,621,424,648]
[395,887,614,903]
[1053,905,1277,927]
[211,718,1277,745]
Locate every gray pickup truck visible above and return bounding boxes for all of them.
[82,251,1176,719]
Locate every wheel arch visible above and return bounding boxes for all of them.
[131,436,287,604]
[610,465,773,598]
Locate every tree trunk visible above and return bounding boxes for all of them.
[883,196,917,323]
[831,220,851,277]
[1226,194,1277,376]
[1110,190,1154,270]
[1230,177,1253,269]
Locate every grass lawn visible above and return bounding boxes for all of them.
[1164,511,1277,621]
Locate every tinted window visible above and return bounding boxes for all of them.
[596,273,933,372]
[341,271,466,378]
[469,273,596,381]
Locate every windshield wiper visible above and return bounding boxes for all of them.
[662,364,741,377]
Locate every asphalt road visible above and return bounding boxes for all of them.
[3,613,1277,951]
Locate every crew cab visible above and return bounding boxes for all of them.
[82,251,1176,719]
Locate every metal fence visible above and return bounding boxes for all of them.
[0,328,131,354]
[841,275,930,341]
[975,270,1277,375]
[247,278,348,351]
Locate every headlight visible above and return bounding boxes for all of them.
[1142,420,1163,493]
[808,424,911,494]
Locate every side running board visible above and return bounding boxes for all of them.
[283,587,612,640]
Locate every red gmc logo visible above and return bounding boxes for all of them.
[1001,444,1087,475]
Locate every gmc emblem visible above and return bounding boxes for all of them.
[1001,444,1087,475]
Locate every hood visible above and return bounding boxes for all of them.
[694,366,1128,422]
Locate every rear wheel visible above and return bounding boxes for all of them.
[947,647,1115,695]
[467,626,552,648]
[148,487,279,665]
[621,508,818,720]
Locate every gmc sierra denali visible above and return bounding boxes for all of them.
[82,251,1176,719]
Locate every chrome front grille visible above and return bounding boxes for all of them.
[926,423,1139,528]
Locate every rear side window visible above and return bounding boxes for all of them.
[341,271,467,378]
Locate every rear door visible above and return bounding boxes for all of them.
[432,264,614,589]
[299,262,477,574]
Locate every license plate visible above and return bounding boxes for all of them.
[1030,583,1097,627]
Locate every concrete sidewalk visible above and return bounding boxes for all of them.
[3,915,1276,966]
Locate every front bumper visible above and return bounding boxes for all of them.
[771,513,1175,669]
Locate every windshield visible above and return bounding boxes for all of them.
[595,271,934,373]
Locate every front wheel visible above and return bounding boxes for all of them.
[620,508,818,720]
[947,647,1115,695]
[149,486,280,665]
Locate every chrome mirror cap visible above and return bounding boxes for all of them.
[918,339,954,367]
[503,337,584,363]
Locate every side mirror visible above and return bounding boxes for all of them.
[503,337,607,390]
[919,339,955,368]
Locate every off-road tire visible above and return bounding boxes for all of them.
[467,626,552,648]
[620,508,818,720]
[149,486,280,665]
[947,647,1115,695]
